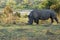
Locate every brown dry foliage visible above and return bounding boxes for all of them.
[3,5,13,17]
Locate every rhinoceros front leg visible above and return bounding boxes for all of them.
[34,19,39,24]
[50,18,54,24]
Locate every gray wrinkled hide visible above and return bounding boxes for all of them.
[28,9,59,25]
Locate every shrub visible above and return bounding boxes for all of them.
[3,5,13,17]
[14,12,21,18]
[23,14,28,18]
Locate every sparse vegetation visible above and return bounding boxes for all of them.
[0,25,60,40]
[23,14,28,18]
[0,0,60,40]
[14,12,21,18]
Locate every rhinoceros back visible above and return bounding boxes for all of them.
[29,9,56,20]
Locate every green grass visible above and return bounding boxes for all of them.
[0,25,60,40]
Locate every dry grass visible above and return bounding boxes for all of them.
[0,25,60,40]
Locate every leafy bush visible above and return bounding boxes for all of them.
[23,14,28,18]
[3,5,13,17]
[14,12,21,18]
[50,4,60,13]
